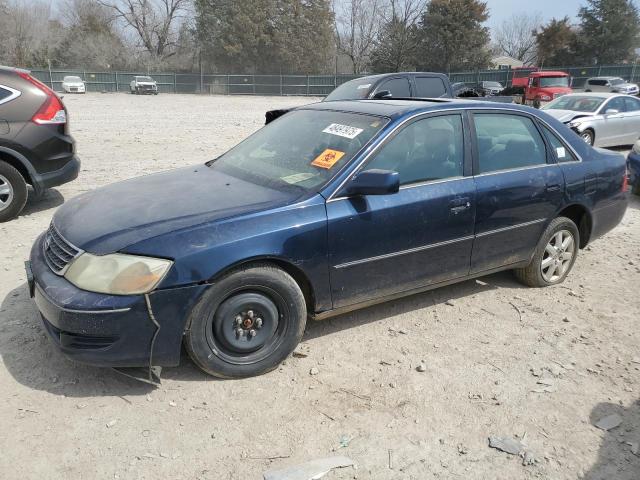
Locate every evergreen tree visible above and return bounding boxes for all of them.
[577,0,640,64]
[415,0,491,73]
[535,17,580,67]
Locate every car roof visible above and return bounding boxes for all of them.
[300,98,534,119]
[588,76,623,80]
[560,92,619,98]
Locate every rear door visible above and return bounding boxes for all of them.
[470,111,564,273]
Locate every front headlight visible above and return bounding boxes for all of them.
[569,120,583,128]
[64,253,172,295]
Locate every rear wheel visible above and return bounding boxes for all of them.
[514,217,579,288]
[185,264,307,378]
[0,161,28,222]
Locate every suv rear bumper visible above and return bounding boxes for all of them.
[32,155,80,193]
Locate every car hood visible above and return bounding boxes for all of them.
[543,109,595,123]
[53,166,299,255]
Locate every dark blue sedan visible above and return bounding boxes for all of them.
[27,99,629,379]
[628,140,640,195]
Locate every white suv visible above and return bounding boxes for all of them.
[585,76,639,95]
[129,76,158,95]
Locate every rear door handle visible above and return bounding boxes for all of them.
[450,197,471,214]
[546,184,561,192]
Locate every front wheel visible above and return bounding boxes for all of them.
[185,264,307,378]
[514,217,579,288]
[580,129,595,146]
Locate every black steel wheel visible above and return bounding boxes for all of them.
[185,264,307,378]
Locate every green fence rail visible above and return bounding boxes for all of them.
[29,64,640,96]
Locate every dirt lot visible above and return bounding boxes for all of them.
[1,93,639,480]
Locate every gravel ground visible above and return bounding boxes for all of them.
[0,93,639,480]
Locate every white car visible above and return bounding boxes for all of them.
[130,76,158,95]
[61,76,86,94]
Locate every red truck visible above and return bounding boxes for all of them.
[510,70,572,108]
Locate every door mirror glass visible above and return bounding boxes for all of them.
[373,90,392,99]
[344,169,399,196]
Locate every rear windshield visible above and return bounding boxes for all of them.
[325,79,373,101]
[209,109,388,191]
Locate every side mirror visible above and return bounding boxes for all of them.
[605,108,620,116]
[372,90,392,99]
[343,169,399,196]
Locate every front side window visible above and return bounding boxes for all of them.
[473,114,547,173]
[210,110,388,191]
[325,78,373,101]
[365,114,464,185]
[376,77,411,98]
[603,97,626,113]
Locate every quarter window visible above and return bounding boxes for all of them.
[365,115,464,185]
[376,77,410,98]
[541,125,577,163]
[473,114,547,173]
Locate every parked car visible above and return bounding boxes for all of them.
[585,76,639,96]
[61,76,86,94]
[627,140,640,194]
[324,72,453,100]
[0,66,79,222]
[130,76,158,95]
[541,93,640,146]
[26,99,628,379]
[476,81,504,96]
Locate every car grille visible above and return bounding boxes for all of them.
[43,223,82,275]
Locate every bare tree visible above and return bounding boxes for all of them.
[98,0,190,61]
[494,12,542,65]
[334,0,384,74]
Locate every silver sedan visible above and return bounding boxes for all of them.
[541,93,640,147]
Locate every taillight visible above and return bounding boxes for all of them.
[16,71,66,125]
[623,167,629,193]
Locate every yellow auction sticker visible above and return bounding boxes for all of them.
[311,149,345,169]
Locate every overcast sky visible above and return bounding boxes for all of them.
[484,0,584,30]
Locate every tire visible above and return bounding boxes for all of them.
[514,217,580,288]
[0,161,28,222]
[533,98,541,109]
[580,129,595,146]
[185,263,307,378]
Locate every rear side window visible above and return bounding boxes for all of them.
[473,114,547,173]
[624,96,640,112]
[415,76,447,98]
[0,87,13,103]
[604,97,626,112]
[366,114,464,185]
[540,124,577,163]
[589,79,607,86]
[376,77,410,98]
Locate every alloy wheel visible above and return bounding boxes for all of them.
[541,230,575,283]
[0,174,14,213]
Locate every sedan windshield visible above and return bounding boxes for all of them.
[209,110,388,191]
[484,82,503,88]
[137,76,154,82]
[64,76,82,82]
[539,76,570,88]
[324,79,373,101]
[542,95,605,113]
[610,78,625,85]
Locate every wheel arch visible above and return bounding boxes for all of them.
[557,203,593,248]
[207,256,318,313]
[0,147,34,187]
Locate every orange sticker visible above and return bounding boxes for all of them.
[311,149,345,169]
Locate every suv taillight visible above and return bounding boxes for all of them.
[623,167,630,193]
[16,71,67,125]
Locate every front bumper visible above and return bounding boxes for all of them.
[27,233,207,368]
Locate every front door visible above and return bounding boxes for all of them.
[470,112,564,273]
[598,96,628,146]
[327,113,476,308]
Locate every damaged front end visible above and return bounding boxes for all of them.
[27,233,207,385]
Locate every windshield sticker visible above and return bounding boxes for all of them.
[282,172,316,184]
[556,147,566,158]
[323,123,364,139]
[311,149,345,169]
[357,84,371,90]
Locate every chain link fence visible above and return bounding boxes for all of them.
[29,64,640,96]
